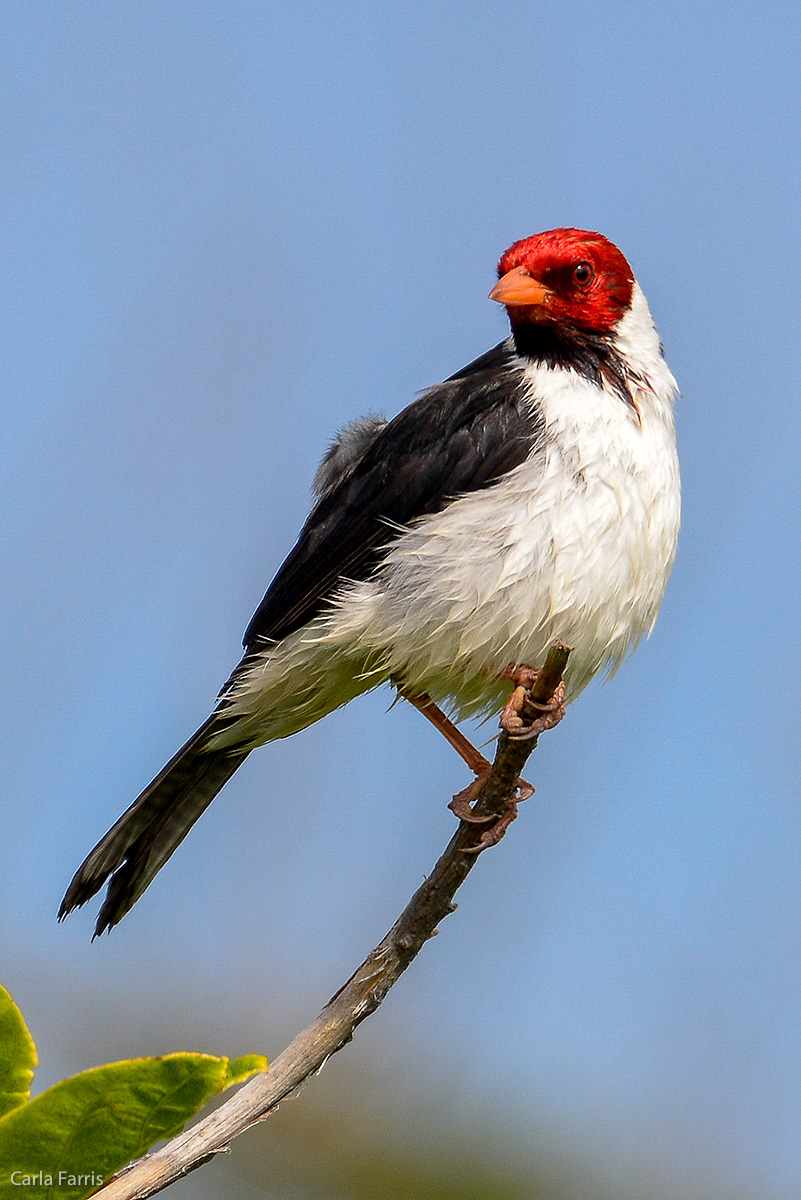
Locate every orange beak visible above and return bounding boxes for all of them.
[489,265,552,308]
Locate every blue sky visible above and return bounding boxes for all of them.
[1,3,800,1196]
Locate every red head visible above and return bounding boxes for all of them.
[490,228,635,335]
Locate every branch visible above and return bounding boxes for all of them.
[94,641,572,1200]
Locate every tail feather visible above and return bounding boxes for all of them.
[59,719,249,936]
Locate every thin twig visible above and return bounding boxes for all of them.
[93,642,572,1200]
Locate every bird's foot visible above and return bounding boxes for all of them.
[448,770,534,853]
[499,664,567,742]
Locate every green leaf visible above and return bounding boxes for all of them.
[224,1054,270,1088]
[0,984,38,1118]
[0,1051,267,1200]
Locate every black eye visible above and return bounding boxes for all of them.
[573,262,594,286]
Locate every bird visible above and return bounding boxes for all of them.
[59,227,680,936]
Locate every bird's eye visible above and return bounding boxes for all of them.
[573,262,594,286]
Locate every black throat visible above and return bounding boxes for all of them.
[511,321,640,415]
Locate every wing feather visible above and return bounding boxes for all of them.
[243,340,543,647]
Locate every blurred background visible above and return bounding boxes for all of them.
[2,2,799,1197]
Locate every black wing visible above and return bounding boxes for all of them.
[243,339,542,648]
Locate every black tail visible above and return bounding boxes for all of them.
[59,719,249,936]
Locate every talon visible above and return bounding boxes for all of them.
[449,767,533,853]
[449,773,495,825]
[500,668,566,740]
[449,771,534,824]
[516,777,535,801]
[505,720,549,743]
[500,684,530,735]
[460,799,519,853]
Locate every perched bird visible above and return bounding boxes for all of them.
[60,227,680,935]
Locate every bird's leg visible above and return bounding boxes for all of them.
[400,689,533,831]
[400,667,563,849]
[498,664,567,742]
[401,689,490,775]
[451,663,566,852]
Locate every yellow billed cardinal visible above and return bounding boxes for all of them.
[60,227,680,935]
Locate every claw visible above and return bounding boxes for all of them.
[500,668,566,741]
[448,773,496,825]
[449,769,533,853]
[460,799,519,853]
